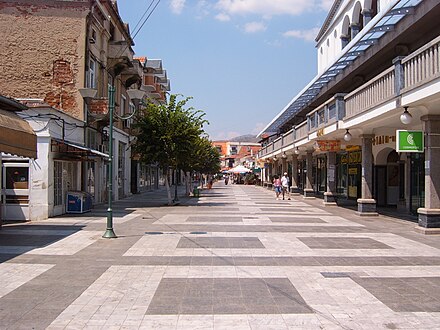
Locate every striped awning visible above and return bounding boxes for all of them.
[0,108,37,159]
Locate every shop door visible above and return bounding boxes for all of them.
[410,153,425,214]
[118,142,126,199]
[375,166,387,206]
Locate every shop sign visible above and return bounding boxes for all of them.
[396,130,424,152]
[315,140,340,151]
[345,145,361,152]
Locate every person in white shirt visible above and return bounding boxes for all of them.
[280,172,291,200]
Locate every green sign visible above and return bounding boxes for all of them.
[396,130,424,152]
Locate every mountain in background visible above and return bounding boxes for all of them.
[229,134,259,143]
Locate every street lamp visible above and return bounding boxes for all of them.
[344,129,352,142]
[103,85,117,238]
[400,106,413,125]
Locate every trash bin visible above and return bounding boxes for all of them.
[192,187,200,197]
[66,191,92,213]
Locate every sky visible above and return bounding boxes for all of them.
[118,0,332,140]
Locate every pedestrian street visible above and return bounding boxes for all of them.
[1,183,440,329]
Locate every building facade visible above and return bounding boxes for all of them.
[258,0,440,229]
[0,0,170,220]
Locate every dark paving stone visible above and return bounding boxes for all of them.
[352,277,440,312]
[146,224,372,233]
[187,216,243,222]
[269,217,325,223]
[177,237,265,249]
[260,208,305,212]
[298,237,393,249]
[0,234,66,247]
[146,277,312,315]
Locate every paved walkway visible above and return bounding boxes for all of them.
[1,183,440,329]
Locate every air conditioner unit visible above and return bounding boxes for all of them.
[98,144,107,153]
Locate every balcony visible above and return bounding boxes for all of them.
[402,35,440,94]
[108,40,134,76]
[257,35,440,160]
[142,75,156,92]
[120,60,142,88]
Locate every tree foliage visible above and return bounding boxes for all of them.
[132,94,220,202]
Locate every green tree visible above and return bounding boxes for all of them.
[133,94,207,204]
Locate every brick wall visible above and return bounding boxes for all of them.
[0,2,89,120]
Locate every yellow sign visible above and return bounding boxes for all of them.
[345,145,361,152]
[348,167,358,175]
[315,140,340,152]
[317,128,325,137]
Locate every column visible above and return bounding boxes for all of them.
[281,156,287,174]
[357,135,378,215]
[340,35,350,49]
[350,23,360,40]
[362,9,373,26]
[304,150,315,198]
[290,154,300,195]
[418,115,440,228]
[324,151,337,205]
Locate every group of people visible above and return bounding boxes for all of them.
[273,172,291,200]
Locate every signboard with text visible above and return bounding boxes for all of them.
[396,130,424,152]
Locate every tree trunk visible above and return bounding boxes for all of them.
[185,171,190,196]
[165,168,173,205]
[186,172,193,196]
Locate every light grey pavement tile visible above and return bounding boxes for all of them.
[3,184,440,329]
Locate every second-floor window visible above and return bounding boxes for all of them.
[120,95,126,115]
[87,58,97,89]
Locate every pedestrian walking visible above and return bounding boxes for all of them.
[281,172,291,200]
[224,174,229,185]
[273,175,282,200]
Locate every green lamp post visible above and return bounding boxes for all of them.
[103,85,117,238]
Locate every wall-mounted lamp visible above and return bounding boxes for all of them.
[344,129,352,142]
[282,152,287,159]
[294,147,300,155]
[400,106,413,125]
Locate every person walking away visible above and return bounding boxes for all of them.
[281,172,291,200]
[224,174,229,185]
[273,175,282,200]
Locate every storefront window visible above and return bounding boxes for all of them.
[5,166,28,189]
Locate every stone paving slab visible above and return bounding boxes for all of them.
[1,183,440,329]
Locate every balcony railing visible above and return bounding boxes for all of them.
[258,36,440,160]
[344,66,395,120]
[402,35,440,93]
[295,122,308,141]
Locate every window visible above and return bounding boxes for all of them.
[90,29,97,43]
[87,58,97,89]
[328,103,336,119]
[5,166,29,190]
[120,95,126,115]
[54,161,63,206]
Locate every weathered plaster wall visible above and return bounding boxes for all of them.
[0,2,89,120]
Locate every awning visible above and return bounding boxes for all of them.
[52,138,109,160]
[0,108,37,159]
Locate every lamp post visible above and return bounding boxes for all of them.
[103,85,117,238]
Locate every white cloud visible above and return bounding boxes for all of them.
[320,0,334,11]
[170,0,185,14]
[283,27,320,42]
[244,21,267,33]
[210,131,242,140]
[215,0,315,16]
[251,122,266,135]
[215,13,231,22]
